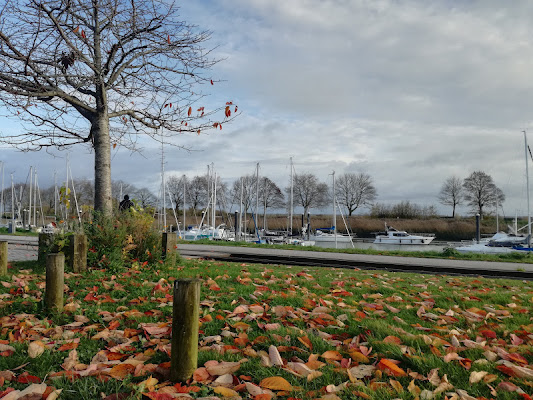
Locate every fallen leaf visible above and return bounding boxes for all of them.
[259,376,293,391]
[28,341,46,358]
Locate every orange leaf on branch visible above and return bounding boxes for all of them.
[188,106,192,116]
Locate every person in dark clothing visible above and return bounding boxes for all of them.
[119,194,134,211]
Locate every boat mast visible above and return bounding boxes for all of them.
[183,175,186,234]
[524,131,531,248]
[213,170,217,228]
[289,157,293,236]
[11,174,15,230]
[239,177,244,241]
[161,130,167,232]
[332,171,337,249]
[255,162,259,234]
[29,166,33,229]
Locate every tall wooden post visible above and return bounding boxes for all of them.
[170,279,200,382]
[0,241,7,276]
[162,232,178,260]
[68,234,87,273]
[45,253,64,312]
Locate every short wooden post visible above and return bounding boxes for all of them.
[68,234,87,272]
[0,241,7,276]
[45,253,64,312]
[170,279,200,382]
[162,232,178,260]
[38,233,54,264]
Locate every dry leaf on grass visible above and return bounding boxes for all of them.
[259,376,293,391]
[28,341,46,358]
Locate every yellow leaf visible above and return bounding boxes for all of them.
[259,376,294,391]
[390,379,403,392]
[349,350,369,363]
[213,387,239,397]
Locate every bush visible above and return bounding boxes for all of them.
[84,209,162,271]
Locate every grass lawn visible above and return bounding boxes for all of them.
[0,256,532,399]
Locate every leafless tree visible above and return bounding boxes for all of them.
[188,175,208,211]
[0,0,235,215]
[259,177,284,229]
[463,171,505,218]
[167,175,188,213]
[288,173,328,216]
[438,176,463,218]
[134,187,156,209]
[230,175,257,213]
[335,172,377,216]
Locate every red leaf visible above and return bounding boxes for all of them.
[479,329,497,339]
[188,106,192,117]
[219,124,222,130]
[167,35,171,44]
[210,80,214,85]
[496,365,518,377]
[17,374,41,383]
[113,143,117,149]
[235,105,238,113]
[81,30,86,39]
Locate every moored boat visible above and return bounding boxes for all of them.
[373,224,435,245]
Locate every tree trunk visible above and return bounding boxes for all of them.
[93,116,112,215]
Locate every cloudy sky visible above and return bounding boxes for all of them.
[2,0,533,216]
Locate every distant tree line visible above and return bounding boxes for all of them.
[0,171,379,220]
[1,169,505,222]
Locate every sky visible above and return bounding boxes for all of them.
[2,0,533,217]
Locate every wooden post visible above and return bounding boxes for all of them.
[0,241,7,276]
[68,234,87,273]
[38,233,54,264]
[170,279,200,382]
[45,253,64,312]
[162,232,178,260]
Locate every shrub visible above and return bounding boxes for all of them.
[84,209,162,271]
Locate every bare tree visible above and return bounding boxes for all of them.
[260,177,284,229]
[0,0,235,215]
[438,176,463,218]
[335,172,377,216]
[288,173,328,216]
[134,187,156,209]
[230,175,257,213]
[463,171,505,218]
[188,175,208,211]
[167,175,188,213]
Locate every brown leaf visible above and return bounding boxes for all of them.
[205,361,242,376]
[61,349,78,371]
[268,345,284,366]
[321,350,343,361]
[107,363,135,380]
[28,341,46,359]
[259,376,294,391]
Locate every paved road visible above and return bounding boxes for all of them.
[2,235,533,279]
[0,234,38,262]
[177,243,533,279]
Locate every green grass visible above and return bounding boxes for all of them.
[0,257,532,399]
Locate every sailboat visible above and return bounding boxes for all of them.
[309,171,355,249]
[456,131,533,254]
